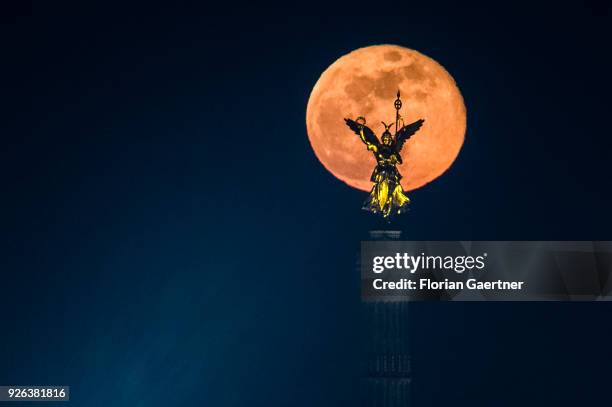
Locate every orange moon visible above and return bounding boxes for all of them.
[306,44,466,191]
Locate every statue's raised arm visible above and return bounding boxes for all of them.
[344,117,380,152]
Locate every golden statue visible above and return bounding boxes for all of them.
[344,91,424,218]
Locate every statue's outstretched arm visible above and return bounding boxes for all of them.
[358,129,377,152]
[344,118,380,152]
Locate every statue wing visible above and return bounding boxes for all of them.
[395,119,425,153]
[344,118,380,148]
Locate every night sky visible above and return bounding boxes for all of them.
[3,5,612,406]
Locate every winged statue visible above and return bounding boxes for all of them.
[344,90,424,218]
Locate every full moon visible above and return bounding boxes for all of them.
[306,45,466,191]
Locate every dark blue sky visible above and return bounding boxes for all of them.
[2,5,612,406]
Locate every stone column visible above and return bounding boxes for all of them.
[361,230,411,406]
